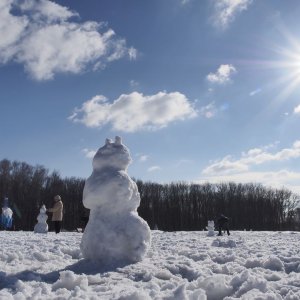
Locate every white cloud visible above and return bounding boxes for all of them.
[0,0,131,80]
[20,0,77,22]
[82,148,96,159]
[212,0,253,29]
[294,105,300,114]
[147,166,161,172]
[203,155,248,175]
[203,140,300,176]
[139,155,149,162]
[0,0,28,63]
[69,91,197,132]
[135,153,149,162]
[207,64,236,84]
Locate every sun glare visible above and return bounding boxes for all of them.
[260,28,300,105]
[296,57,300,74]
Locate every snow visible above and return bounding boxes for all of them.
[80,137,151,264]
[0,230,300,299]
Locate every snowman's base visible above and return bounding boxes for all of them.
[34,224,48,234]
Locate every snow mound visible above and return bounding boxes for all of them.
[263,255,285,271]
[212,238,237,248]
[195,274,233,299]
[53,271,88,291]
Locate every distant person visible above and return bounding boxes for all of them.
[47,195,63,234]
[217,214,230,236]
[1,197,13,230]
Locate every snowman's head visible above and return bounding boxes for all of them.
[40,205,47,214]
[208,220,214,227]
[92,136,132,171]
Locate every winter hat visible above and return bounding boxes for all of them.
[54,195,61,201]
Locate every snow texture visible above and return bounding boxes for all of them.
[34,205,48,234]
[80,136,151,264]
[0,231,300,299]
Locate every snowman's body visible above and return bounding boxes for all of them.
[80,137,151,264]
[206,220,215,236]
[34,205,48,233]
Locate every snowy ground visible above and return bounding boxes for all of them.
[0,230,300,299]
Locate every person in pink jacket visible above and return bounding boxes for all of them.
[47,195,63,233]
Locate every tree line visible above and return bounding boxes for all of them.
[0,159,299,231]
[136,180,299,231]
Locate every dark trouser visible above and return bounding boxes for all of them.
[54,221,61,234]
[218,224,230,236]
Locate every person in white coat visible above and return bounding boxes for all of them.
[47,195,63,233]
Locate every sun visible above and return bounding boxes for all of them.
[258,30,300,105]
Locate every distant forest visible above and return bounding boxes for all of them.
[0,159,299,231]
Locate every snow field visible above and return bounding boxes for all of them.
[0,230,300,299]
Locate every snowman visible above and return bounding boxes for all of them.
[80,136,151,264]
[34,205,48,233]
[206,220,215,236]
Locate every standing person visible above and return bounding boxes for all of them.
[47,195,63,234]
[217,214,230,236]
[1,197,13,230]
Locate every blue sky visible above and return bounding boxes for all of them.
[1,0,300,194]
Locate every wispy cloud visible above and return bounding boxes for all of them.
[69,91,197,132]
[181,0,190,5]
[82,148,96,159]
[212,0,253,29]
[249,88,262,96]
[202,140,300,175]
[128,47,138,61]
[207,64,237,84]
[203,156,249,175]
[0,0,132,80]
[199,140,300,194]
[294,105,300,114]
[147,166,161,172]
[175,159,193,167]
[136,154,149,162]
[199,102,217,118]
[129,80,139,89]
